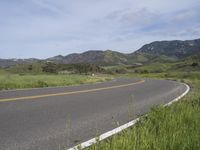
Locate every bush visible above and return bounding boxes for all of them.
[35,80,48,87]
[191,62,198,67]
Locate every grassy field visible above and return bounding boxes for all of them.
[86,72,200,150]
[0,74,112,90]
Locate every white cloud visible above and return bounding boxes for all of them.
[0,0,200,58]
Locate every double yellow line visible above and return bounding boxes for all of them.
[0,80,145,103]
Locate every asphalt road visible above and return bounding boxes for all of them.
[0,78,187,150]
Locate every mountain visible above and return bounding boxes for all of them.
[46,38,200,65]
[0,58,40,67]
[47,50,131,65]
[0,38,200,67]
[136,39,200,59]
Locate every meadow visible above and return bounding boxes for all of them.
[0,62,114,90]
[0,74,112,90]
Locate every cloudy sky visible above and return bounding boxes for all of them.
[0,0,200,58]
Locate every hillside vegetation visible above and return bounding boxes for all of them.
[103,54,200,74]
[4,62,105,74]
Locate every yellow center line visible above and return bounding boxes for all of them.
[0,80,145,103]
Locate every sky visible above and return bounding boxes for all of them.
[0,0,200,59]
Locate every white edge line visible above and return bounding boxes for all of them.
[68,82,190,150]
[164,83,190,107]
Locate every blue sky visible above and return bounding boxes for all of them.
[0,0,200,58]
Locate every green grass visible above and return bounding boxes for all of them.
[0,74,112,90]
[86,72,200,150]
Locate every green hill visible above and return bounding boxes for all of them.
[1,38,200,67]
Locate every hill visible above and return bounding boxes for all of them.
[49,38,200,65]
[136,38,200,59]
[0,38,200,67]
[0,58,40,67]
[47,50,131,65]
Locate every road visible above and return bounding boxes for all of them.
[0,78,188,150]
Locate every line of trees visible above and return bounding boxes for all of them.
[6,62,105,74]
[42,62,104,74]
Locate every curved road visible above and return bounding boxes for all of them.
[0,78,187,150]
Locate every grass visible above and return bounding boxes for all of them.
[86,72,200,150]
[0,74,112,90]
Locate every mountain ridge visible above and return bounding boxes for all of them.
[136,38,200,59]
[1,38,200,67]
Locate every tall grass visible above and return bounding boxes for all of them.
[88,98,200,150]
[0,74,112,90]
[86,73,200,150]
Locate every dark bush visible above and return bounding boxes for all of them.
[36,80,48,87]
[191,62,198,67]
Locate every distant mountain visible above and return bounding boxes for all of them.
[47,50,132,65]
[47,38,200,65]
[136,38,200,59]
[0,58,40,67]
[0,38,200,67]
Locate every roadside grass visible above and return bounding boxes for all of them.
[86,72,200,150]
[0,74,112,90]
